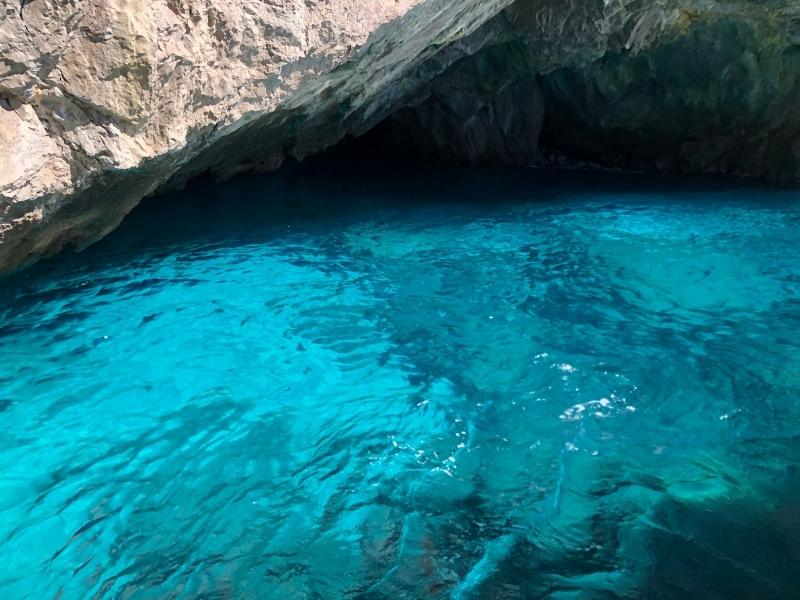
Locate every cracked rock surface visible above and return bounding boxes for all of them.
[1,0,799,272]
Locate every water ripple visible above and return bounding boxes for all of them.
[0,169,799,598]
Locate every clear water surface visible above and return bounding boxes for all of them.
[1,165,799,599]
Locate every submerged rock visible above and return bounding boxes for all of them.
[1,0,799,271]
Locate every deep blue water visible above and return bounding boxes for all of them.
[1,166,799,599]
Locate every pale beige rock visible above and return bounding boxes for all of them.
[0,103,69,200]
[1,0,515,271]
[1,0,421,191]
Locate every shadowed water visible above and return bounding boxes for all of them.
[1,166,799,599]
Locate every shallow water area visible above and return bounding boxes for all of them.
[1,165,799,598]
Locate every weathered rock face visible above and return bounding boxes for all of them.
[0,0,514,271]
[1,0,799,272]
[0,0,425,270]
[354,0,800,177]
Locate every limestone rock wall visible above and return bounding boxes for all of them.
[1,0,799,272]
[0,0,424,268]
[359,0,800,177]
[1,0,518,271]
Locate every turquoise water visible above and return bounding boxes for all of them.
[1,166,799,599]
